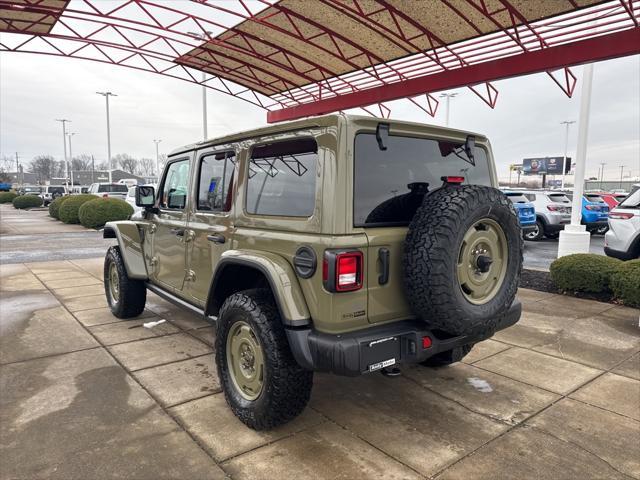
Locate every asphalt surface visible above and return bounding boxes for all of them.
[523,236,606,270]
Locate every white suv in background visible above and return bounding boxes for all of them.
[87,183,129,200]
[605,184,640,260]
[521,191,572,241]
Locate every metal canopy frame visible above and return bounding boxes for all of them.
[0,0,639,123]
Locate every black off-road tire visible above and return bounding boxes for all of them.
[421,344,474,367]
[403,185,522,336]
[104,245,146,319]
[215,288,313,430]
[525,219,545,241]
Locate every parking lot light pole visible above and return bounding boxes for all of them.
[55,119,70,191]
[187,31,213,140]
[599,162,606,189]
[67,132,77,187]
[558,64,594,258]
[439,92,458,126]
[97,92,116,183]
[619,165,627,188]
[153,139,162,178]
[560,120,575,189]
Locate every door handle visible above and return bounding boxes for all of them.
[378,248,390,285]
[170,228,185,237]
[207,234,226,244]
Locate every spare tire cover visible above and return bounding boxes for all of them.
[403,185,522,336]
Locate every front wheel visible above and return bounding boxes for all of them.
[104,246,146,318]
[215,289,313,430]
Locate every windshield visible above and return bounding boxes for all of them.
[505,193,529,203]
[619,186,640,208]
[24,187,41,193]
[354,133,491,226]
[547,193,571,204]
[98,184,128,193]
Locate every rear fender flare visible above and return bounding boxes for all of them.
[207,250,311,327]
[103,221,148,280]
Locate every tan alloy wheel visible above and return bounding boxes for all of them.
[108,262,120,303]
[457,218,508,305]
[226,320,265,401]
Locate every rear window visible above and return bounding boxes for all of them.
[48,187,65,194]
[505,193,529,203]
[246,138,318,217]
[584,194,604,203]
[619,186,640,208]
[98,184,128,193]
[24,187,41,193]
[547,193,571,203]
[354,133,491,226]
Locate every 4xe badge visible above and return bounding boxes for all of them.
[368,358,396,372]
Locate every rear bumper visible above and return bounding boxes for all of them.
[604,246,636,261]
[286,300,522,376]
[583,220,608,228]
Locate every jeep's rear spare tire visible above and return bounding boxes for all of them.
[403,185,522,336]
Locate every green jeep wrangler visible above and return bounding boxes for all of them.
[103,114,522,430]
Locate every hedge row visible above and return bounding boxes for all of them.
[78,198,133,229]
[12,195,43,209]
[48,195,71,220]
[550,254,639,307]
[59,194,97,224]
[0,192,17,203]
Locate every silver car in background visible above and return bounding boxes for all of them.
[521,190,572,241]
[605,184,640,260]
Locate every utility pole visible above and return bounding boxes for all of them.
[153,139,162,179]
[67,132,77,187]
[188,31,213,140]
[15,152,21,187]
[439,92,458,127]
[599,162,606,189]
[55,119,71,190]
[560,120,575,190]
[91,155,95,184]
[96,92,117,183]
[619,165,627,189]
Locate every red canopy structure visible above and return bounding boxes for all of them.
[1,0,638,123]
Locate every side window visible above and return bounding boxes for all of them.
[160,159,190,210]
[197,151,235,212]
[246,138,318,217]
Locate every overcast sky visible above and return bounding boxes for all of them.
[1,51,638,181]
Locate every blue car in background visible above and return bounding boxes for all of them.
[503,191,537,236]
[582,193,610,234]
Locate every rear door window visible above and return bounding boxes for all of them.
[353,133,491,226]
[197,151,235,212]
[246,138,318,217]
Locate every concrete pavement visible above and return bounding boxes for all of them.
[1,257,638,480]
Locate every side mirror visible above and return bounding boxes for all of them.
[136,185,155,208]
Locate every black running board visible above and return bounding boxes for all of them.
[145,282,217,324]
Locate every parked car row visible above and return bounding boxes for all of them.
[15,180,137,205]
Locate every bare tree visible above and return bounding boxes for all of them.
[30,155,56,183]
[114,153,138,174]
[95,161,109,171]
[0,155,14,173]
[138,157,155,176]
[71,154,92,171]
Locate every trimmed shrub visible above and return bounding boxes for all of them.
[0,191,17,203]
[550,253,621,293]
[610,260,640,307]
[79,197,134,229]
[59,194,96,224]
[12,195,43,209]
[48,195,71,220]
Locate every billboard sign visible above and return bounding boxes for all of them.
[522,157,570,175]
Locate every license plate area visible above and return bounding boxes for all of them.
[361,336,401,373]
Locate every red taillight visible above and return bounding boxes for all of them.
[441,176,464,184]
[323,250,363,292]
[609,211,634,220]
[422,336,432,349]
[336,252,363,291]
